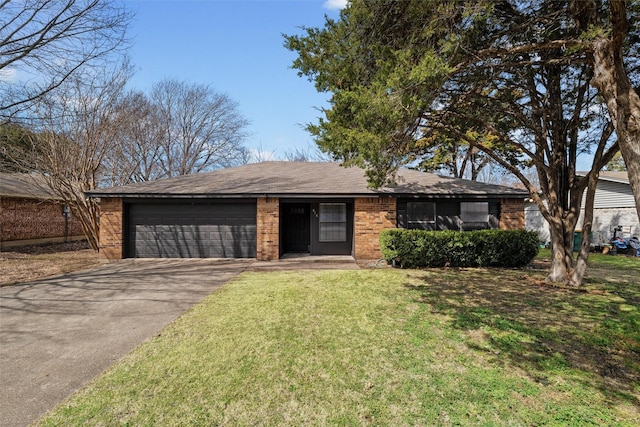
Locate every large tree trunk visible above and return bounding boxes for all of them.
[546,217,577,284]
[587,0,640,220]
[591,40,640,220]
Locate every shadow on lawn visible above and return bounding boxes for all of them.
[405,268,640,406]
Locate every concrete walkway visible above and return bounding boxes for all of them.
[249,254,360,271]
[0,259,253,427]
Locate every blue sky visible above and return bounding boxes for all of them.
[126,0,346,159]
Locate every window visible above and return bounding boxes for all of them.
[319,203,347,242]
[407,202,436,229]
[460,202,489,224]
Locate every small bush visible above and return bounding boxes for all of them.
[380,228,539,268]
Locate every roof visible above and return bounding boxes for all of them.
[0,173,59,200]
[598,171,629,185]
[87,162,529,199]
[577,170,629,185]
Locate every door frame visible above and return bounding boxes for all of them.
[279,198,354,257]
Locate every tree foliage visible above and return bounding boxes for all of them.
[286,0,639,285]
[604,152,627,171]
[0,123,40,171]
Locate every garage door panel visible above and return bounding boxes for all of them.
[127,202,256,258]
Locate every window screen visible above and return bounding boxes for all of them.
[407,202,436,228]
[460,202,489,223]
[319,203,347,242]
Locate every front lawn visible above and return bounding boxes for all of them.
[37,259,639,425]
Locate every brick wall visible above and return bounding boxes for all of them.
[1,196,84,245]
[500,198,525,230]
[98,197,123,260]
[354,197,397,260]
[256,197,279,260]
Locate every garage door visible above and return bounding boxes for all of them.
[126,201,256,258]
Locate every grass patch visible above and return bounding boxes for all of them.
[537,247,640,270]
[36,264,639,426]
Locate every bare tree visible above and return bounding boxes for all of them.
[18,63,131,250]
[150,79,249,177]
[247,143,277,163]
[102,90,164,186]
[283,144,333,162]
[0,0,131,119]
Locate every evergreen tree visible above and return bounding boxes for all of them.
[286,0,639,285]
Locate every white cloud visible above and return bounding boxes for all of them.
[0,68,17,82]
[323,0,348,11]
[248,147,278,163]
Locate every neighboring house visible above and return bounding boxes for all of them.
[525,171,640,245]
[0,173,85,249]
[87,162,529,261]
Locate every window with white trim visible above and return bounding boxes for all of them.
[319,203,347,242]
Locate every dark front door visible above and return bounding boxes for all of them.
[282,204,310,253]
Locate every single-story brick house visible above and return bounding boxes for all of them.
[87,162,529,261]
[0,173,84,249]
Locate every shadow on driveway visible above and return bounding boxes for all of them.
[0,259,253,427]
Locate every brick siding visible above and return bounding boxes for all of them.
[98,197,123,260]
[500,198,525,230]
[257,197,279,260]
[354,197,397,260]
[90,195,523,262]
[1,196,84,245]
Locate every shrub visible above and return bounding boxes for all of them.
[380,228,539,268]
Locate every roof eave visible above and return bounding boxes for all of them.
[86,191,529,199]
[1,192,61,201]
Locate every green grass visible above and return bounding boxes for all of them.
[36,261,640,426]
[537,247,640,270]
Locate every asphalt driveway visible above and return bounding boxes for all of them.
[0,259,253,427]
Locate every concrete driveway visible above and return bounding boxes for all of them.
[0,259,253,427]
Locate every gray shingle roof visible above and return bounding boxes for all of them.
[598,171,629,184]
[87,162,529,199]
[577,170,630,185]
[0,173,59,200]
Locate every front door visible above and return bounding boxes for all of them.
[282,204,310,253]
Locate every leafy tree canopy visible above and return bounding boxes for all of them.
[0,123,41,172]
[286,0,638,187]
[286,0,640,285]
[604,152,627,171]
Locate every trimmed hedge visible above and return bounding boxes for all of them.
[380,228,540,268]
